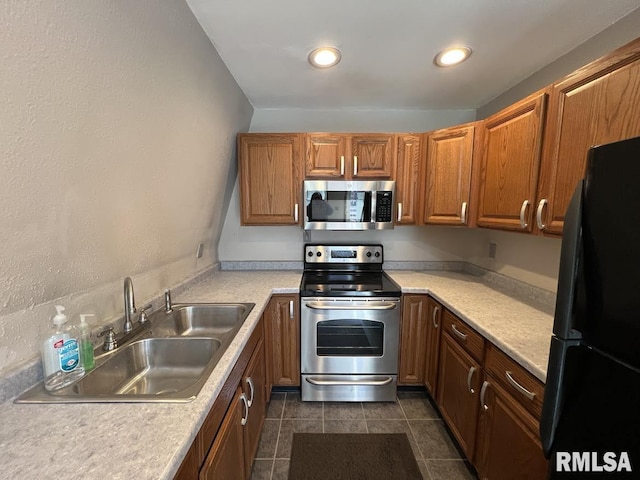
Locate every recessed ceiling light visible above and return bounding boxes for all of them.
[308,47,342,68]
[434,46,472,67]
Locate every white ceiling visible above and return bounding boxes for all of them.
[186,1,639,110]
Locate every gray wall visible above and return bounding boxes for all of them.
[478,7,640,118]
[0,0,253,376]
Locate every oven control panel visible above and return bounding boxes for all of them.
[304,244,383,264]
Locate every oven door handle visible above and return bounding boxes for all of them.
[304,301,398,310]
[305,376,394,386]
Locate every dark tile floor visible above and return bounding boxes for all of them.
[250,390,478,480]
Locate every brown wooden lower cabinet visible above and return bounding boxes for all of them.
[430,302,548,479]
[265,294,300,393]
[436,331,482,460]
[174,316,267,480]
[423,297,442,396]
[399,295,429,384]
[475,375,548,480]
[200,387,246,480]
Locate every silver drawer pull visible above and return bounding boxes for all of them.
[467,366,476,394]
[480,380,490,410]
[519,199,530,229]
[340,156,345,176]
[505,371,536,400]
[289,300,294,319]
[432,306,440,328]
[294,203,299,223]
[246,377,255,407]
[240,393,249,426]
[536,198,548,230]
[306,376,393,386]
[451,324,467,340]
[461,201,468,224]
[353,156,358,176]
[397,202,403,222]
[305,301,397,311]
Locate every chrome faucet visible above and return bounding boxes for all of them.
[123,277,136,334]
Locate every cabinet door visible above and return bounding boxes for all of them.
[200,387,246,480]
[475,377,548,480]
[395,134,422,224]
[265,295,300,387]
[424,297,442,396]
[399,295,428,385]
[536,39,640,236]
[238,134,302,225]
[350,134,396,178]
[436,332,482,460]
[423,124,475,225]
[476,91,547,232]
[305,134,348,178]
[242,337,266,474]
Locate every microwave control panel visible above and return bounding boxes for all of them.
[375,191,393,222]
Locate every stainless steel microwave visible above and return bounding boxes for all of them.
[303,180,395,230]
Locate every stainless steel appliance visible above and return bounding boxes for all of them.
[303,180,395,230]
[300,244,402,402]
[540,136,640,477]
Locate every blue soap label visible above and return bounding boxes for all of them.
[58,339,80,372]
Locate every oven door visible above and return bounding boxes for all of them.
[300,297,400,375]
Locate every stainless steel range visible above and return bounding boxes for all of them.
[299,244,401,402]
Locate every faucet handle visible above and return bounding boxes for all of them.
[138,304,152,324]
[98,327,117,351]
[164,289,173,313]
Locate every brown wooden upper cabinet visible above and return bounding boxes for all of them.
[422,123,476,226]
[475,90,548,232]
[238,133,302,225]
[395,134,422,224]
[304,133,396,179]
[535,38,640,236]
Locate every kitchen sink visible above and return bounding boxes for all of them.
[150,303,254,338]
[15,302,255,403]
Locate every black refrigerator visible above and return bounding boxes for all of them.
[540,136,640,479]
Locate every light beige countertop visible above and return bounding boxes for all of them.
[386,270,554,383]
[0,269,554,479]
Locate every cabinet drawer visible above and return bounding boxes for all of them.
[442,310,485,363]
[485,343,544,419]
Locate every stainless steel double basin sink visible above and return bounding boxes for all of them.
[16,303,254,403]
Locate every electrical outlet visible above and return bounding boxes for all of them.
[303,230,311,242]
[196,243,204,259]
[488,242,497,259]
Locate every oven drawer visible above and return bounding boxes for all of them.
[301,374,398,402]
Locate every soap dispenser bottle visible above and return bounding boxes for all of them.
[41,305,85,391]
[78,314,95,371]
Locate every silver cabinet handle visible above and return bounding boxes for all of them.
[340,155,345,176]
[536,198,548,230]
[240,393,249,426]
[505,371,536,400]
[305,301,397,311]
[480,380,490,410]
[294,203,299,223]
[467,366,476,394]
[519,199,530,229]
[306,376,393,386]
[451,324,467,340]
[461,201,468,224]
[432,306,440,329]
[397,203,403,222]
[289,300,294,319]
[353,156,358,176]
[246,377,255,407]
